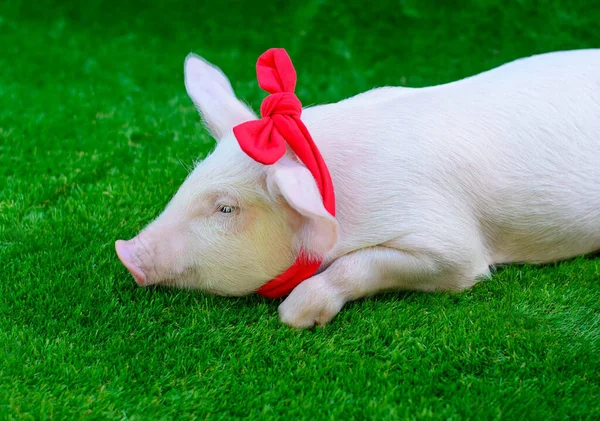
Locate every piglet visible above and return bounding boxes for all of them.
[116,48,600,328]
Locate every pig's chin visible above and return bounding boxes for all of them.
[165,270,268,296]
[151,276,261,297]
[143,270,253,296]
[148,276,190,290]
[145,269,206,291]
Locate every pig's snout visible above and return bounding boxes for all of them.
[115,239,147,286]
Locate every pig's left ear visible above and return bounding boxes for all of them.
[184,53,257,140]
[268,158,338,258]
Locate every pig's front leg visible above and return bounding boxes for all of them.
[278,246,464,329]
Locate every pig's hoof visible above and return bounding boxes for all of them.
[277,279,344,329]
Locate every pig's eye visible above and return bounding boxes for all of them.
[218,204,235,214]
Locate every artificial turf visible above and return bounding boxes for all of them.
[1,0,599,419]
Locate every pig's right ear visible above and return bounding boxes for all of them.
[184,53,257,140]
[268,157,339,258]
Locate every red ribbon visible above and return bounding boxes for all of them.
[233,48,336,299]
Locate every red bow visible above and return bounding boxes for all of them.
[233,48,336,299]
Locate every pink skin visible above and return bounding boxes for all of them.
[111,49,600,329]
[115,240,147,286]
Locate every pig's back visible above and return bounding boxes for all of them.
[436,49,600,263]
[304,49,600,263]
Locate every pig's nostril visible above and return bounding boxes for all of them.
[115,239,147,286]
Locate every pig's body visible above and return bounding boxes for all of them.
[308,49,600,280]
[116,49,600,328]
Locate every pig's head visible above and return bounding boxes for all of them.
[115,53,338,296]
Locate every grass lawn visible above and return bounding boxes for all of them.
[1,0,599,419]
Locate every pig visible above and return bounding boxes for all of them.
[116,48,600,328]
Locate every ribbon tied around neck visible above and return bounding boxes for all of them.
[233,48,335,298]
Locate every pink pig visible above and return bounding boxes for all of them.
[116,49,600,328]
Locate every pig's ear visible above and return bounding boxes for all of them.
[184,53,257,140]
[268,158,338,258]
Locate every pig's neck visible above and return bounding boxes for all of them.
[300,87,421,271]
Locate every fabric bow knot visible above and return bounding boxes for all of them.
[233,48,336,299]
[260,92,302,117]
[234,49,309,166]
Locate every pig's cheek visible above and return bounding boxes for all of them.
[236,207,258,232]
[215,208,256,235]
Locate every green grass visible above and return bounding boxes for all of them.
[1,0,599,419]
